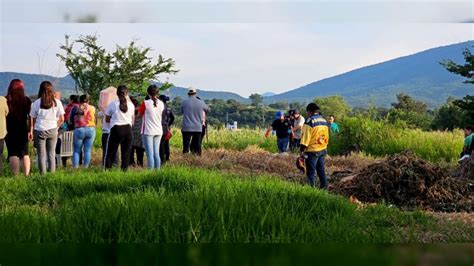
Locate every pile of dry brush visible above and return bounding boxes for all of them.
[333,151,473,212]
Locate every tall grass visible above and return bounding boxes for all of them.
[329,117,463,164]
[170,128,278,153]
[167,119,462,164]
[93,117,462,164]
[1,167,470,243]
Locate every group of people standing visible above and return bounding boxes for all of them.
[0,79,64,176]
[0,78,334,189]
[265,105,340,189]
[0,79,210,176]
[265,109,339,154]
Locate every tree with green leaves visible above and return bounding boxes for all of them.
[268,102,289,111]
[441,48,474,84]
[441,47,474,112]
[387,94,432,130]
[391,93,427,113]
[249,93,263,107]
[57,34,178,103]
[314,95,351,119]
[432,97,467,130]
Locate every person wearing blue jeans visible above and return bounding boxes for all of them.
[69,94,96,168]
[305,150,328,188]
[277,137,289,153]
[265,111,292,153]
[73,127,96,167]
[300,103,330,189]
[142,135,162,169]
[30,81,65,175]
[138,85,165,169]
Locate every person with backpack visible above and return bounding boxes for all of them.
[69,94,96,168]
[138,85,164,169]
[104,85,135,171]
[64,95,79,131]
[159,94,174,164]
[30,81,65,174]
[300,103,330,189]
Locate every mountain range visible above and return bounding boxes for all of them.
[0,40,472,107]
[0,72,249,102]
[264,40,473,107]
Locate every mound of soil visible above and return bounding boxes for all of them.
[334,151,473,212]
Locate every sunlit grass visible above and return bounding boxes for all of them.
[0,167,471,243]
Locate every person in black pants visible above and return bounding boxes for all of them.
[182,131,202,155]
[104,85,135,171]
[159,95,174,164]
[129,96,145,167]
[181,88,210,156]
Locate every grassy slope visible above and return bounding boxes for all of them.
[0,167,472,243]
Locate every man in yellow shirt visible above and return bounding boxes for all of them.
[300,103,329,189]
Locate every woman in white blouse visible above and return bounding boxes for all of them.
[104,85,135,171]
[29,81,65,175]
[138,85,164,169]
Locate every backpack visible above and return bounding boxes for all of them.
[73,104,92,128]
[162,105,172,126]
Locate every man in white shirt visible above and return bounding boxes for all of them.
[289,109,305,152]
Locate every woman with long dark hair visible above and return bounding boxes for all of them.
[138,84,164,169]
[69,94,96,168]
[30,81,65,174]
[104,85,135,170]
[5,79,32,176]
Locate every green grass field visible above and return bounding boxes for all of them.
[0,167,471,243]
[95,116,463,165]
[165,124,462,164]
[328,117,464,164]
[3,120,468,244]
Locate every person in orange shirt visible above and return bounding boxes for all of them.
[69,94,96,168]
[299,103,329,189]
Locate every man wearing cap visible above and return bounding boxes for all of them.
[300,103,329,189]
[289,109,305,152]
[265,111,292,153]
[181,88,210,156]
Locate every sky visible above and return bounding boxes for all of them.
[0,1,473,97]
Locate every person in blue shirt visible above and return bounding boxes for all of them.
[265,111,292,153]
[328,115,340,134]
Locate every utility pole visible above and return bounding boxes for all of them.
[226,112,228,127]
